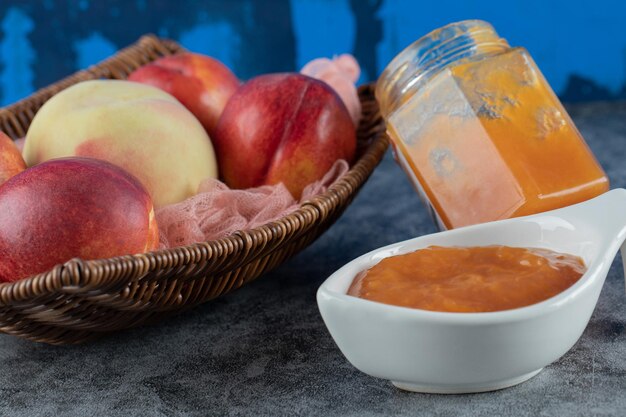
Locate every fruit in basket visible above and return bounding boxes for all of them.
[128,52,240,137]
[0,132,26,186]
[22,80,217,207]
[213,73,356,199]
[0,157,159,283]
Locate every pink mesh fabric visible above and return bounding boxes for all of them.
[300,54,362,126]
[14,137,25,151]
[156,159,349,248]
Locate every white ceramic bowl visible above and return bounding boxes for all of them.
[317,189,626,394]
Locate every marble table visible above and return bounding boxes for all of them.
[1,102,625,416]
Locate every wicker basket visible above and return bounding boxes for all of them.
[0,35,388,345]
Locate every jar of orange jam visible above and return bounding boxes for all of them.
[376,20,609,229]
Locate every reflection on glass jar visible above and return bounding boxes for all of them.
[376,20,609,229]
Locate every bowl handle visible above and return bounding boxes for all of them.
[621,243,626,296]
[552,189,626,291]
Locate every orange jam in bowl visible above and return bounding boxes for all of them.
[347,246,586,313]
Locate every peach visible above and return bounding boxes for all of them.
[128,52,240,137]
[22,80,218,207]
[0,132,26,186]
[0,157,158,283]
[212,73,356,198]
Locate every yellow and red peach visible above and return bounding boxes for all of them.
[22,79,218,207]
[212,73,356,198]
[0,157,158,283]
[128,52,240,137]
[0,132,26,186]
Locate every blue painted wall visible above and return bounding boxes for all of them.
[0,0,623,105]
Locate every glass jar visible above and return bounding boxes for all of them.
[376,20,609,230]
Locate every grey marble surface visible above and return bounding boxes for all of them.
[1,102,625,417]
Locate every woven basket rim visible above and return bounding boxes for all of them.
[0,36,388,304]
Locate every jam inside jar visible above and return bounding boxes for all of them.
[376,20,609,229]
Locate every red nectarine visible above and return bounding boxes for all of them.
[128,52,240,137]
[212,73,356,198]
[0,157,159,282]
